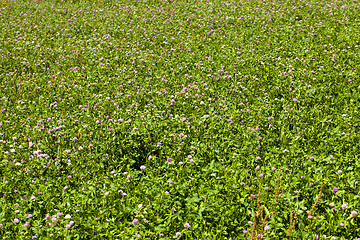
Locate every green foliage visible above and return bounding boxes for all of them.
[0,0,359,239]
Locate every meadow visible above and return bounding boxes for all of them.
[0,0,359,239]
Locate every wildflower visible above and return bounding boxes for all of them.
[332,187,338,193]
[342,204,348,210]
[329,203,335,207]
[339,223,344,227]
[264,225,270,230]
[132,218,139,225]
[65,214,71,219]
[184,222,191,229]
[140,165,146,171]
[351,211,357,217]
[14,218,19,224]
[66,224,71,230]
[176,232,181,237]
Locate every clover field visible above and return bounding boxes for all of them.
[0,0,360,239]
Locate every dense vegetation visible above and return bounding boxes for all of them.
[0,0,359,239]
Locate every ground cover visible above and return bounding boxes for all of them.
[0,0,360,239]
